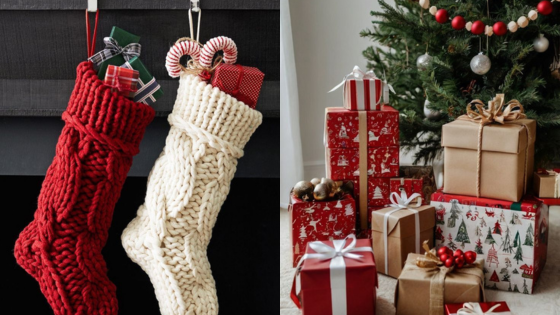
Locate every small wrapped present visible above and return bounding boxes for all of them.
[371,191,435,278]
[211,64,264,109]
[291,235,378,315]
[353,178,391,207]
[329,66,393,111]
[399,166,438,204]
[442,94,535,202]
[390,178,424,205]
[533,169,559,199]
[431,190,549,294]
[395,243,485,315]
[289,194,356,267]
[445,301,511,315]
[89,26,141,79]
[121,56,163,105]
[104,65,139,97]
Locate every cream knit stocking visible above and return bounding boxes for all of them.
[121,73,262,315]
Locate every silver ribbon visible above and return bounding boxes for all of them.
[383,191,422,274]
[328,65,395,102]
[455,302,509,315]
[88,37,141,65]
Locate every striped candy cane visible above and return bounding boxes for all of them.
[165,39,201,78]
[199,36,238,68]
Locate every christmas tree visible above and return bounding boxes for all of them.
[299,226,307,239]
[345,204,354,216]
[524,223,534,246]
[508,282,512,291]
[455,219,471,247]
[514,241,524,263]
[513,230,522,247]
[499,210,506,222]
[522,279,529,294]
[513,268,519,274]
[502,273,510,282]
[513,284,520,293]
[500,225,514,253]
[475,238,484,254]
[448,199,461,228]
[447,233,457,250]
[485,227,496,245]
[373,186,383,199]
[492,221,502,235]
[361,0,560,166]
[480,217,487,228]
[490,270,500,282]
[475,225,483,236]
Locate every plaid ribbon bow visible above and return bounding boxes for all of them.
[88,37,141,65]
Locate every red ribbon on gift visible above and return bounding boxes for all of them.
[214,64,255,107]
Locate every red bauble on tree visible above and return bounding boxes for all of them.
[493,21,507,36]
[537,0,553,15]
[471,20,485,35]
[436,9,449,23]
[451,16,466,30]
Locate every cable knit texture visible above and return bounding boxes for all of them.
[122,73,262,315]
[14,61,155,315]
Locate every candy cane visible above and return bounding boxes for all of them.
[199,36,238,69]
[165,39,201,78]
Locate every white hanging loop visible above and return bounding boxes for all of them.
[191,0,200,12]
[87,0,97,12]
[188,1,202,43]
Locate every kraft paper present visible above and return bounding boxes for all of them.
[533,170,559,198]
[442,116,536,202]
[371,205,435,278]
[395,253,485,315]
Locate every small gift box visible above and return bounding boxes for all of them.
[395,243,485,315]
[533,169,559,199]
[211,64,264,109]
[291,236,378,315]
[371,192,435,278]
[289,194,356,267]
[442,94,535,202]
[121,56,163,105]
[90,27,141,80]
[390,178,424,205]
[104,65,139,97]
[399,166,439,204]
[329,66,391,111]
[445,302,511,315]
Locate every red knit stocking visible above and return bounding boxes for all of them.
[14,62,155,315]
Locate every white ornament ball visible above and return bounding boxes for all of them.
[419,0,430,9]
[534,34,550,52]
[429,6,438,15]
[508,21,518,32]
[517,16,529,28]
[470,52,491,75]
[528,10,538,20]
[424,99,440,119]
[466,21,473,31]
[416,53,433,70]
[485,25,493,36]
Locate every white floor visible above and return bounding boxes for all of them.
[280,206,560,315]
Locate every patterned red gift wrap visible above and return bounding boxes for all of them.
[343,76,383,111]
[288,194,356,267]
[445,301,511,315]
[325,106,399,149]
[295,239,377,315]
[211,63,264,109]
[326,146,399,180]
[104,65,139,97]
[353,178,390,206]
[390,178,425,204]
[431,190,548,294]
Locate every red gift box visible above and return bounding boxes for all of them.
[445,302,511,315]
[353,178,390,207]
[390,178,425,204]
[325,106,399,149]
[211,63,264,109]
[104,65,139,97]
[289,194,356,267]
[291,237,378,315]
[326,146,399,180]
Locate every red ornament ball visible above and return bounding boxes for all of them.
[493,21,507,36]
[436,9,449,24]
[451,16,466,30]
[444,258,455,268]
[537,0,553,15]
[437,246,449,257]
[464,251,477,264]
[440,254,449,262]
[453,249,464,257]
[471,20,485,35]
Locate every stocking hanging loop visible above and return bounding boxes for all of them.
[85,9,100,58]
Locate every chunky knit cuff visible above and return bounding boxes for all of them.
[63,62,155,154]
[170,73,263,150]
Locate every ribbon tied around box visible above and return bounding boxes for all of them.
[329,65,395,105]
[88,37,141,65]
[456,302,509,315]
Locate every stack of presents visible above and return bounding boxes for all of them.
[288,66,557,315]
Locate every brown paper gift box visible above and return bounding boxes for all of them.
[533,170,559,198]
[370,205,435,278]
[442,117,536,202]
[395,253,485,315]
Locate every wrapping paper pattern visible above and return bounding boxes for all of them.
[343,77,383,111]
[211,64,264,109]
[326,146,399,180]
[104,65,139,97]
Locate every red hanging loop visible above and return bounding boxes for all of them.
[85,9,100,58]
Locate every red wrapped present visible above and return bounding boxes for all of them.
[325,106,399,149]
[104,65,139,97]
[289,194,356,267]
[291,236,378,315]
[390,178,424,204]
[353,178,390,207]
[431,190,549,294]
[445,302,511,315]
[326,146,399,180]
[211,63,264,109]
[329,66,387,111]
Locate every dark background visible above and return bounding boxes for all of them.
[3,176,278,314]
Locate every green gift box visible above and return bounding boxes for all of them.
[96,26,141,79]
[121,56,163,105]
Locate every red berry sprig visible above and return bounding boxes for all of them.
[437,246,477,269]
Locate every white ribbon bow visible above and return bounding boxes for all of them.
[328,65,395,94]
[383,191,422,274]
[456,302,506,315]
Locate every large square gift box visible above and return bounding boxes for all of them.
[445,301,511,315]
[291,237,378,315]
[441,94,535,202]
[325,106,399,232]
[288,194,356,267]
[431,190,549,294]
